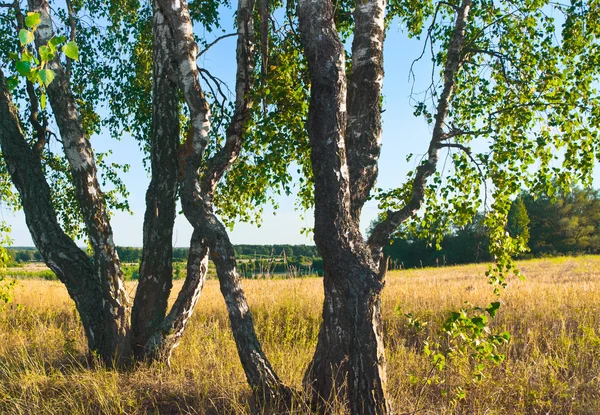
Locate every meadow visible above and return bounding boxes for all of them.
[0,256,599,414]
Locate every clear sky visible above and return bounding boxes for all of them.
[0,10,529,247]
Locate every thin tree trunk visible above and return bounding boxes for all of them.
[145,230,209,363]
[131,1,180,359]
[180,193,292,403]
[27,0,132,363]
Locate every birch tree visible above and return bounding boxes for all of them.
[296,0,600,413]
[0,0,301,402]
[1,0,599,413]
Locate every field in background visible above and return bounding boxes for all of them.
[1,256,600,414]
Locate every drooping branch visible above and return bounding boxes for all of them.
[258,0,268,114]
[28,0,130,360]
[345,0,387,222]
[368,0,473,256]
[14,1,46,157]
[65,0,76,78]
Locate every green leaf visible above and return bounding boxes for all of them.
[20,49,33,62]
[38,69,55,86]
[38,46,54,62]
[26,68,39,83]
[15,60,31,76]
[19,29,35,46]
[40,92,47,110]
[25,12,41,29]
[62,41,79,61]
[48,35,66,49]
[6,76,19,90]
[486,301,501,318]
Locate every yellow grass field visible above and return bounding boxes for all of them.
[1,256,600,414]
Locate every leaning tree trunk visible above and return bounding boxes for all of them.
[298,0,389,413]
[131,0,181,359]
[144,230,210,363]
[156,0,292,403]
[28,0,131,364]
[0,69,123,362]
[180,195,291,403]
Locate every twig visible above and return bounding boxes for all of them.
[65,0,77,78]
[196,33,237,59]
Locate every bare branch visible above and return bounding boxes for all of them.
[196,33,237,59]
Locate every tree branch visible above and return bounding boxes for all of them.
[201,0,255,194]
[368,0,473,256]
[196,33,237,59]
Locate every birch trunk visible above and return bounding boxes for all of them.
[131,1,181,359]
[0,69,124,362]
[297,0,389,412]
[28,0,131,363]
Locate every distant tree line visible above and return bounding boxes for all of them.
[111,244,320,263]
[7,244,324,274]
[10,186,600,272]
[384,186,600,269]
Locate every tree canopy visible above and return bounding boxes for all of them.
[1,0,600,413]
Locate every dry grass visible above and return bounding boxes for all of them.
[1,256,600,414]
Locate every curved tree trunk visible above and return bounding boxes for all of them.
[145,230,210,363]
[131,1,181,359]
[180,190,292,403]
[0,69,125,363]
[156,0,292,403]
[27,0,131,364]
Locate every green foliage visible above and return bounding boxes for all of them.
[0,5,130,241]
[399,299,511,408]
[0,222,15,309]
[524,186,600,255]
[7,13,77,109]
[507,197,530,248]
[214,9,312,227]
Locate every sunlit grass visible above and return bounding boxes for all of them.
[1,256,599,413]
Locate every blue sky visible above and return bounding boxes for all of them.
[4,12,438,247]
[0,10,527,247]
